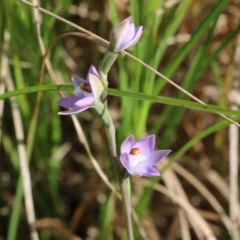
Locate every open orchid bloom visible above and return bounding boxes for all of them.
[110,17,143,52]
[120,135,171,177]
[58,65,104,115]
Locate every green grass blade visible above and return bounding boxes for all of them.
[1,85,240,116]
[155,0,228,94]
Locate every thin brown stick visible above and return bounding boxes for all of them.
[228,33,240,240]
[0,33,7,144]
[2,30,39,240]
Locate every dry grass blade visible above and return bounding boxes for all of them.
[35,218,82,240]
[204,170,229,201]
[161,169,191,239]
[229,110,239,240]
[228,33,240,240]
[0,33,7,144]
[70,115,117,194]
[172,163,232,234]
[2,30,39,240]
[31,0,56,81]
[134,178,217,240]
[204,169,240,224]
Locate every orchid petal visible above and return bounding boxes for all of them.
[121,135,135,153]
[72,74,86,86]
[88,73,104,101]
[58,106,90,115]
[118,26,143,51]
[71,75,87,95]
[87,65,99,79]
[133,135,155,157]
[133,165,160,177]
[120,153,137,175]
[110,18,130,50]
[110,16,143,52]
[116,21,135,51]
[128,154,141,166]
[143,167,160,177]
[57,96,80,108]
[74,96,95,108]
[146,150,171,166]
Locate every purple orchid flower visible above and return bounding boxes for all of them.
[120,135,171,177]
[110,17,143,52]
[58,65,104,115]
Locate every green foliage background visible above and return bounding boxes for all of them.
[1,0,240,239]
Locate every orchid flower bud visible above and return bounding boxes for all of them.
[110,17,143,52]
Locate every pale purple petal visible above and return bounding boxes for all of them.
[143,167,160,177]
[58,107,90,115]
[118,26,143,51]
[110,17,142,52]
[133,135,155,157]
[131,165,160,177]
[71,75,87,95]
[88,74,104,102]
[87,65,99,79]
[74,96,94,108]
[121,16,132,25]
[57,96,80,108]
[58,96,93,115]
[128,154,141,166]
[120,153,136,175]
[72,75,86,87]
[111,21,130,51]
[116,23,135,51]
[140,150,171,167]
[121,135,135,153]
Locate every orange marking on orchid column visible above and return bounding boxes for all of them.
[80,83,92,93]
[130,148,141,155]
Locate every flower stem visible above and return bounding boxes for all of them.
[99,50,118,80]
[97,48,134,240]
[105,117,134,240]
[120,175,134,240]
[94,104,134,239]
[99,50,118,108]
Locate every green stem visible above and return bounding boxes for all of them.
[100,50,118,79]
[105,116,134,240]
[99,50,118,108]
[94,101,134,240]
[97,48,134,239]
[120,176,133,240]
